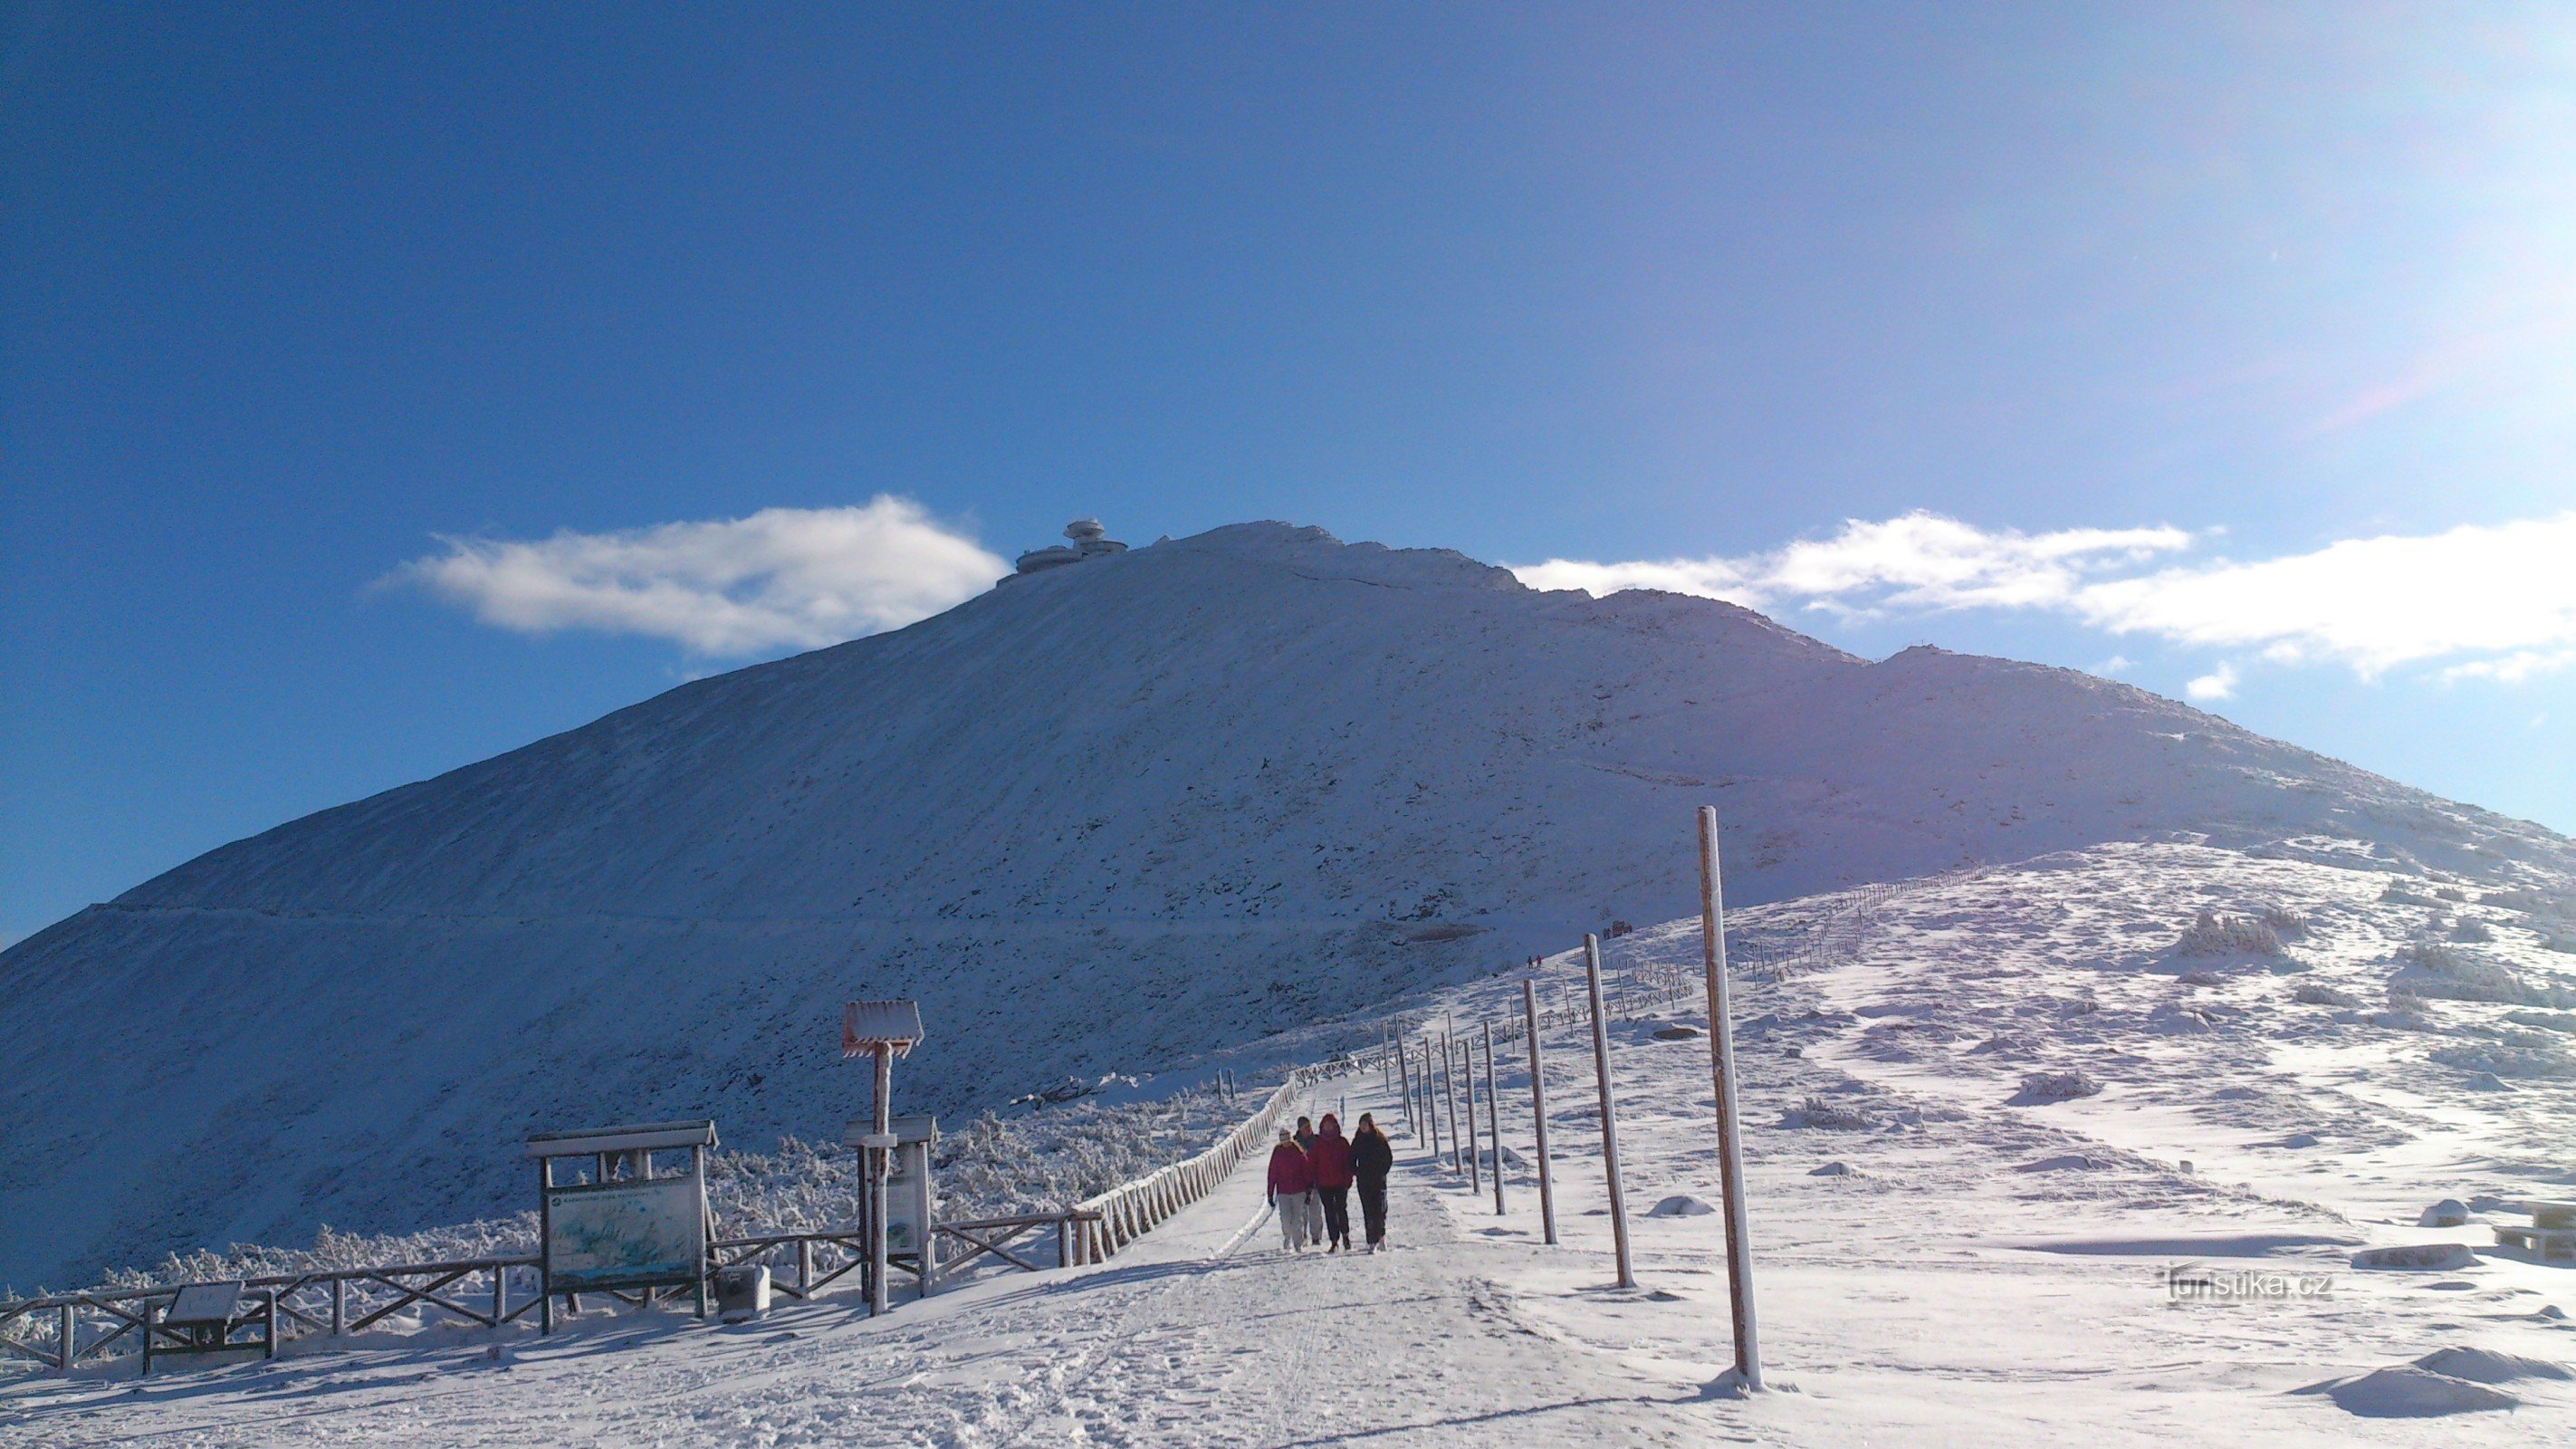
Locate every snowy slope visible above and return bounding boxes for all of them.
[3,522,2569,1291]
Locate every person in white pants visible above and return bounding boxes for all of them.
[1266,1128,1318,1252]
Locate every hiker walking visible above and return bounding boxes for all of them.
[1308,1112,1356,1252]
[1267,1128,1317,1252]
[1350,1111,1393,1251]
[1293,1115,1317,1152]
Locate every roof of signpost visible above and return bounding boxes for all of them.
[842,999,924,1058]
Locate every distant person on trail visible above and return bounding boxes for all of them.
[1268,1128,1317,1252]
[1350,1112,1393,1251]
[1294,1116,1317,1152]
[1308,1113,1355,1252]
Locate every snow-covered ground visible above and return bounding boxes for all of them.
[10,843,2570,1443]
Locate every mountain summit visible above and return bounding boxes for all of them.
[3,521,2564,1286]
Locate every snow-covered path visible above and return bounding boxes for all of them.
[0,1078,1722,1448]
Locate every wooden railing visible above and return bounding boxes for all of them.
[1069,1057,1383,1263]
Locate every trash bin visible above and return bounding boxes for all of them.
[715,1265,771,1323]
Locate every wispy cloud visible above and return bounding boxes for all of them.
[2185,663,2239,701]
[395,497,1007,657]
[1518,511,2576,684]
[1514,513,2192,618]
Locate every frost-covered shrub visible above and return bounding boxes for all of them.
[2429,1043,2576,1080]
[2294,984,2361,1007]
[2259,903,2309,936]
[2177,908,2283,957]
[2545,932,2576,955]
[2433,886,2468,903]
[2380,880,2436,907]
[1782,1095,1876,1130]
[2450,917,2495,943]
[2012,1070,2104,1103]
[2387,943,2563,1006]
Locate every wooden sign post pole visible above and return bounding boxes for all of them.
[1584,933,1634,1289]
[1522,979,1556,1244]
[1698,806,1762,1389]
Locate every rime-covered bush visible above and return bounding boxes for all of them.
[1781,1095,1876,1130]
[2388,943,2565,1006]
[2013,1070,2104,1103]
[2450,917,2495,943]
[2429,1043,2576,1080]
[2177,908,2284,957]
[2293,984,2361,1007]
[2380,880,2436,907]
[16,1085,1250,1309]
[2433,886,2468,903]
[2259,903,2309,936]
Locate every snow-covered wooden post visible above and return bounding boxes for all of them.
[1584,934,1634,1289]
[1521,979,1556,1243]
[1481,1019,1505,1215]
[1397,1035,1415,1137]
[1421,1039,1440,1158]
[842,1000,924,1319]
[1698,806,1761,1389]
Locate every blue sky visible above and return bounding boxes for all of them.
[6,4,2573,945]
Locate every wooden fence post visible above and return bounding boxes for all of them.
[1398,1039,1415,1138]
[1699,805,1761,1389]
[1482,1019,1505,1215]
[1422,1039,1441,1160]
[1584,933,1634,1289]
[1522,978,1556,1244]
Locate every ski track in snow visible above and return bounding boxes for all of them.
[8,841,2575,1444]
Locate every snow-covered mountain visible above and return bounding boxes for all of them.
[3,521,2567,1289]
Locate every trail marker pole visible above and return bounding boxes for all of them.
[1398,1036,1415,1137]
[1423,1039,1441,1160]
[1584,934,1634,1289]
[1482,1019,1505,1215]
[1458,1035,1480,1193]
[1442,1033,1464,1176]
[1698,805,1762,1389]
[1522,979,1556,1243]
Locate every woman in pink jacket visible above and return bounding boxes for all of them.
[1266,1128,1317,1251]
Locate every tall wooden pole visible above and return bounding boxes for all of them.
[1482,1019,1505,1215]
[1442,1033,1464,1177]
[1457,1036,1479,1191]
[1521,979,1556,1243]
[870,1043,894,1317]
[1699,806,1761,1388]
[1422,1039,1441,1160]
[1584,933,1634,1289]
[1398,1035,1415,1137]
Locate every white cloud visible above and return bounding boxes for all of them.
[1516,513,2191,619]
[2185,663,2239,701]
[1517,510,2576,684]
[2069,514,2576,677]
[396,497,1007,657]
[2089,655,2137,677]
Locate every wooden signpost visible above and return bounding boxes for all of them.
[842,999,925,1319]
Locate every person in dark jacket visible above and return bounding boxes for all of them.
[1307,1113,1356,1251]
[1349,1112,1394,1251]
[1293,1116,1317,1152]
[1267,1128,1317,1251]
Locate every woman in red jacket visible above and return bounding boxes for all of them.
[1266,1128,1317,1252]
[1307,1113,1356,1252]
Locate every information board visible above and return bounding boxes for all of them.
[543,1176,706,1291]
